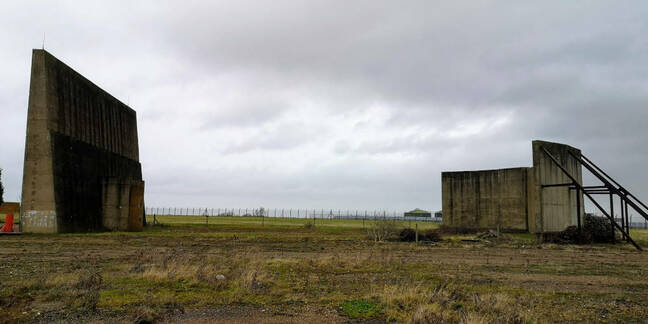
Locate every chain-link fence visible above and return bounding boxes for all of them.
[145,207,443,223]
[145,207,648,228]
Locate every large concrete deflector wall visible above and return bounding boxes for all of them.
[21,49,144,233]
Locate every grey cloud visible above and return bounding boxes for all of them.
[1,1,648,211]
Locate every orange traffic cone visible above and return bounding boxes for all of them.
[1,214,15,232]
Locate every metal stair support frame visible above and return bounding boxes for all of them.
[540,147,642,251]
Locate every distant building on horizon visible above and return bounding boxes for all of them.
[404,208,432,218]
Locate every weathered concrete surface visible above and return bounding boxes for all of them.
[442,167,531,231]
[21,49,144,233]
[442,140,583,233]
[531,140,584,233]
[102,178,144,232]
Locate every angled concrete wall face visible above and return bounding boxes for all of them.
[442,168,531,231]
[441,140,583,233]
[21,50,144,233]
[531,140,584,233]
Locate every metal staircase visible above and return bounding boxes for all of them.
[541,147,648,251]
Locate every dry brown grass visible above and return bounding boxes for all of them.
[1,222,647,322]
[381,283,526,323]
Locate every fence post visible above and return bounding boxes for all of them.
[415,223,419,243]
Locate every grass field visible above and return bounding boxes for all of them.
[1,215,647,323]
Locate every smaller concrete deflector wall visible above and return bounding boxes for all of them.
[441,140,583,234]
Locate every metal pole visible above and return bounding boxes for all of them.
[620,196,626,240]
[576,188,582,234]
[610,193,615,238]
[625,199,630,233]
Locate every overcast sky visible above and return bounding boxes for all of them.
[1,1,647,213]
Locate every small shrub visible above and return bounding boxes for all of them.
[584,214,617,243]
[399,228,416,242]
[557,215,617,244]
[399,228,442,242]
[368,219,399,242]
[558,226,592,244]
[438,225,479,235]
[420,230,442,242]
